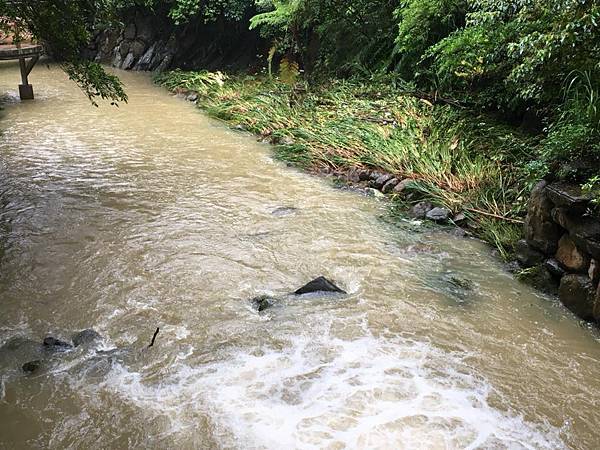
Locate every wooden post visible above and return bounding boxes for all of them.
[18,55,38,100]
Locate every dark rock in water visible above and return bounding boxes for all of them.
[43,337,72,351]
[408,202,433,219]
[294,276,346,295]
[22,360,42,374]
[559,274,596,321]
[250,295,276,312]
[515,239,545,268]
[544,258,566,279]
[426,207,451,223]
[72,329,101,347]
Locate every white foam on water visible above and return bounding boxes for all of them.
[93,320,565,449]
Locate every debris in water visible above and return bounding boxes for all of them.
[148,328,160,348]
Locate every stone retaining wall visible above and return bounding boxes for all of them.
[87,8,264,73]
[519,180,600,321]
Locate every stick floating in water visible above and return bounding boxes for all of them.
[148,327,160,348]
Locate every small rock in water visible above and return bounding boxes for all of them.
[448,276,474,290]
[426,207,451,223]
[294,276,346,295]
[250,295,276,312]
[72,329,101,347]
[43,337,72,351]
[22,360,42,374]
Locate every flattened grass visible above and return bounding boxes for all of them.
[155,71,538,256]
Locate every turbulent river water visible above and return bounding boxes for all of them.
[0,62,599,449]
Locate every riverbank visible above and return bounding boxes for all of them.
[155,70,540,257]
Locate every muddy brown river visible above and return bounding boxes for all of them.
[0,61,599,449]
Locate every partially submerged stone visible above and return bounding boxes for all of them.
[559,274,596,321]
[515,239,545,268]
[43,337,72,351]
[22,360,42,374]
[72,329,101,347]
[544,258,565,279]
[250,295,276,312]
[294,276,346,295]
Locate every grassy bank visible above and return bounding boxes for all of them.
[155,70,541,257]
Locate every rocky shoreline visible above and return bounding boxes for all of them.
[517,180,600,323]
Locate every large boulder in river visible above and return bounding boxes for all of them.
[72,329,101,347]
[524,181,562,255]
[294,276,346,295]
[559,274,596,321]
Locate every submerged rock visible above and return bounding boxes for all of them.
[448,276,474,290]
[22,360,42,374]
[294,276,346,295]
[43,337,72,351]
[272,206,298,217]
[370,174,393,190]
[72,329,101,347]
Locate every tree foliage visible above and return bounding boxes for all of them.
[0,0,130,105]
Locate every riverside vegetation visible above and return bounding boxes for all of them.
[3,0,600,258]
[142,0,598,261]
[155,70,534,257]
